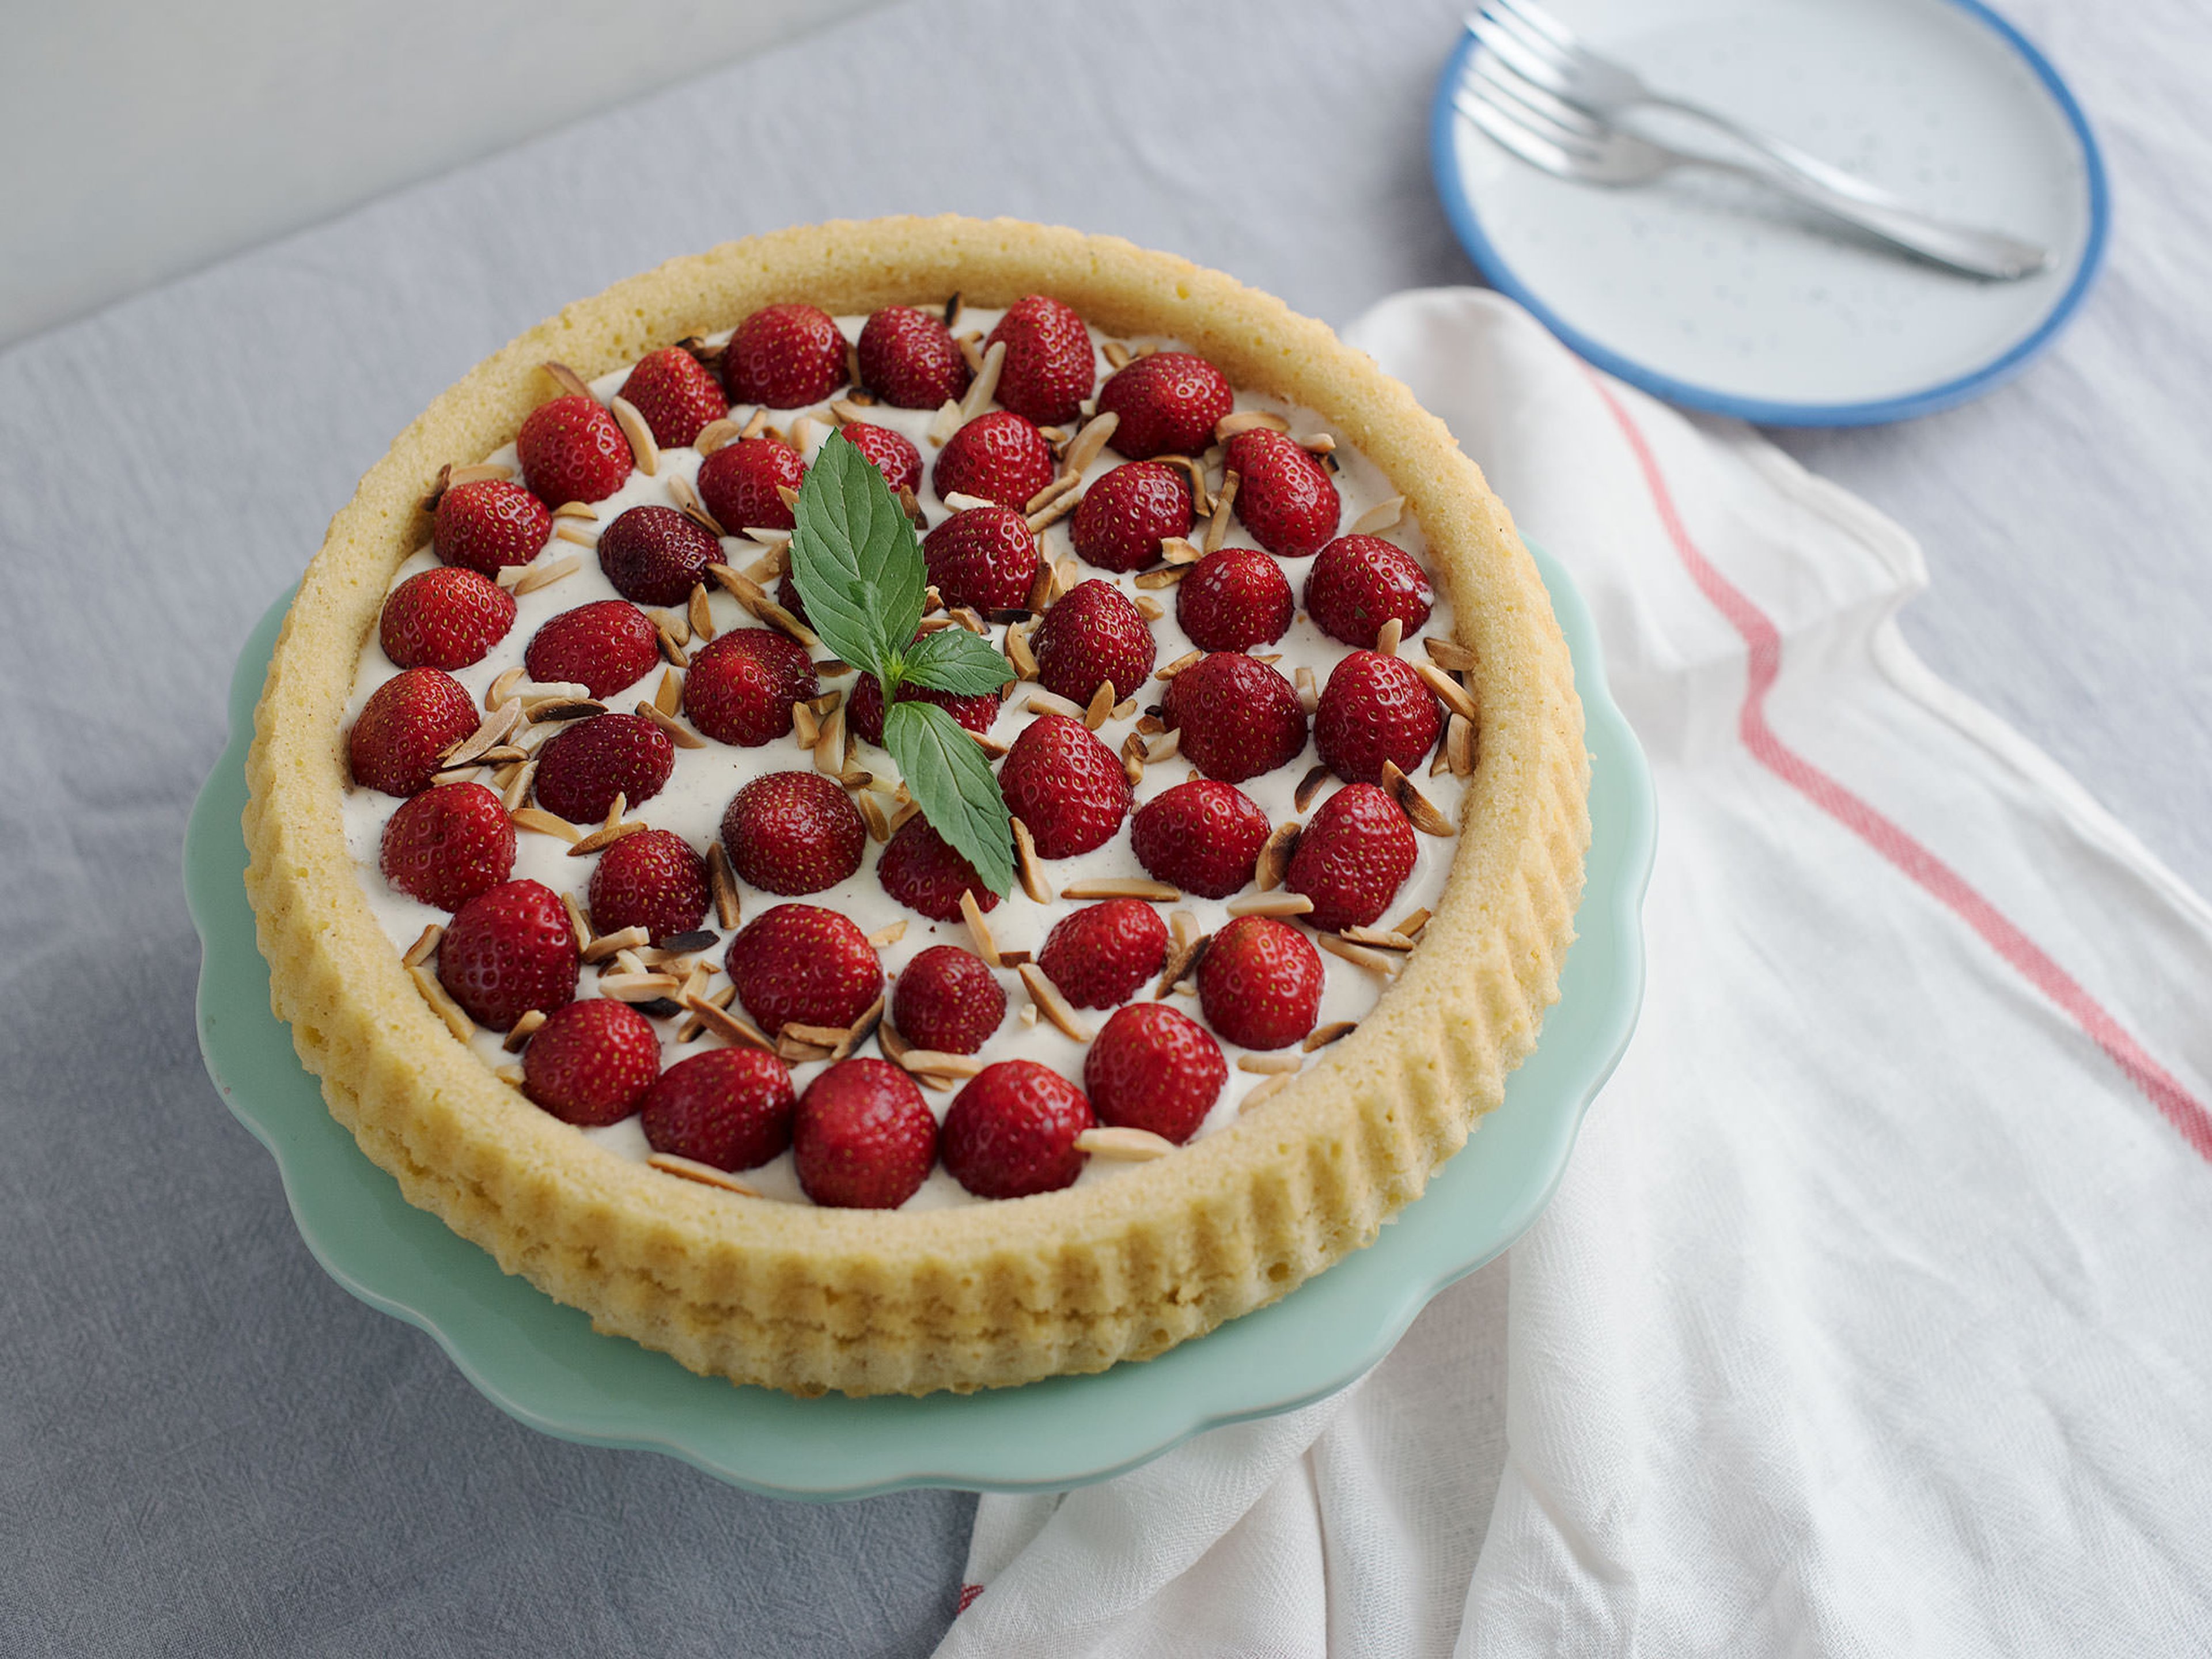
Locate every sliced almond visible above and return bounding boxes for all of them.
[599,972,683,1002]
[542,360,593,400]
[1316,933,1400,977]
[493,1063,527,1089]
[968,730,1010,759]
[429,763,484,788]
[1214,409,1290,441]
[553,523,597,549]
[501,758,538,812]
[502,1008,549,1052]
[1017,963,1093,1041]
[1059,410,1120,478]
[1375,617,1403,657]
[512,554,581,596]
[960,338,1007,421]
[1055,556,1080,597]
[1294,763,1331,813]
[789,414,822,454]
[687,583,717,643]
[1412,662,1479,724]
[1011,817,1054,904]
[812,702,845,778]
[655,622,690,668]
[926,398,963,447]
[1255,821,1300,892]
[1298,433,1338,456]
[1026,491,1081,535]
[1226,891,1313,918]
[1132,567,1187,589]
[1100,339,1132,370]
[1390,907,1432,941]
[1075,1126,1177,1162]
[1082,680,1115,730]
[1060,877,1179,902]
[876,1020,912,1065]
[1346,495,1406,537]
[608,395,659,476]
[856,789,891,843]
[959,889,1002,968]
[1238,1071,1297,1112]
[408,964,474,1042]
[706,843,741,930]
[486,665,526,711]
[1381,760,1455,836]
[1423,636,1476,673]
[1203,472,1238,554]
[1132,594,1165,621]
[685,991,772,1052]
[865,918,907,949]
[1155,649,1200,682]
[1024,689,1085,720]
[1447,713,1476,777]
[523,694,604,724]
[1144,729,1181,764]
[1303,1020,1357,1052]
[511,806,581,844]
[738,406,771,441]
[569,819,646,857]
[898,1048,986,1080]
[581,925,650,964]
[1158,536,1203,567]
[1238,1053,1301,1074]
[1154,930,1210,999]
[830,399,872,426]
[400,923,444,969]
[1119,738,1145,789]
[551,501,597,522]
[1025,472,1082,514]
[792,700,820,748]
[1155,453,1210,516]
[1293,664,1319,716]
[647,1153,761,1196]
[782,1020,855,1051]
[694,417,742,456]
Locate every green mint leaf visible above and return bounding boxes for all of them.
[787,431,927,682]
[882,700,1016,899]
[901,626,1018,698]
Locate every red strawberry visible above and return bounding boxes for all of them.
[839,421,923,495]
[985,296,1096,426]
[1037,899,1167,1009]
[532,712,675,824]
[922,506,1040,612]
[1225,430,1339,558]
[437,878,579,1030]
[998,715,1130,859]
[1129,779,1270,899]
[524,600,660,699]
[1097,351,1235,460]
[725,904,882,1034]
[380,782,516,911]
[1314,651,1441,785]
[596,505,722,607]
[877,815,1002,922]
[379,566,516,671]
[683,628,819,747]
[1286,782,1417,931]
[941,1060,1094,1200]
[1162,653,1307,783]
[889,945,1005,1055]
[720,771,866,895]
[517,395,632,506]
[857,305,972,410]
[933,410,1056,508]
[1032,579,1157,706]
[696,437,806,534]
[618,346,728,448]
[434,479,551,578]
[794,1057,937,1209]
[1176,548,1292,653]
[1069,462,1192,573]
[1084,1003,1226,1143]
[587,827,709,942]
[521,998,660,1126]
[1196,915,1323,1051]
[1304,535,1433,649]
[846,669,999,747]
[349,668,479,797]
[641,1048,796,1171]
[723,303,847,408]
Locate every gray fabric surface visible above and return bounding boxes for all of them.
[1,0,2202,1652]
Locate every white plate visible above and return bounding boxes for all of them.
[1430,0,2107,424]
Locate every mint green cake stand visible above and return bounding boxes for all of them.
[185,544,1653,1501]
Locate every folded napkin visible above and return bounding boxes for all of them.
[935,290,2212,1657]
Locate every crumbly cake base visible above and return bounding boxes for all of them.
[243,216,1589,1396]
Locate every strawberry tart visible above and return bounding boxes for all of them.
[243,217,1589,1396]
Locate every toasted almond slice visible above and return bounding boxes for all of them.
[1076,1126,1177,1162]
[1054,556,1080,597]
[812,703,845,778]
[1343,925,1419,952]
[447,461,513,488]
[1100,338,1132,369]
[609,395,659,476]
[1375,617,1403,657]
[1017,963,1093,1042]
[669,472,727,536]
[1381,760,1455,836]
[1155,649,1200,682]
[408,964,475,1041]
[1255,821,1300,891]
[1238,1071,1297,1112]
[511,806,581,843]
[1082,680,1115,730]
[1389,907,1432,941]
[569,820,646,857]
[687,582,717,643]
[1303,1020,1357,1052]
[609,946,649,978]
[1447,713,1476,777]
[834,995,885,1060]
[926,398,963,447]
[543,360,593,400]
[647,1153,762,1196]
[1203,472,1238,554]
[865,918,908,949]
[1132,566,1187,589]
[442,699,522,767]
[523,694,604,724]
[1293,664,1319,716]
[1226,891,1313,918]
[500,758,538,812]
[782,1021,853,1050]
[738,526,793,550]
[553,523,597,549]
[1132,593,1165,621]
[969,729,1011,759]
[960,338,1007,421]
[1005,620,1040,679]
[1026,491,1081,534]
[899,1048,986,1080]
[830,399,872,425]
[400,922,444,969]
[887,798,921,837]
[1017,1002,1040,1028]
[502,1008,549,1052]
[1423,636,1476,672]
[706,843,741,930]
[957,331,985,373]
[814,657,854,678]
[600,971,683,1002]
[793,700,820,748]
[738,406,771,441]
[789,414,822,454]
[513,554,582,596]
[1011,817,1054,904]
[1024,472,1082,514]
[1058,877,1179,903]
[1158,536,1203,567]
[486,665,526,711]
[493,1063,527,1088]
[580,925,650,964]
[959,889,1002,967]
[1316,933,1400,977]
[1024,689,1085,719]
[694,417,742,456]
[1298,433,1338,456]
[1214,409,1290,440]
[1120,744,1145,788]
[1346,495,1406,537]
[1294,763,1331,814]
[685,991,772,1052]
[1412,661,1479,724]
[550,501,598,522]
[877,1020,912,1065]
[1238,1053,1301,1075]
[949,605,988,635]
[1059,410,1120,478]
[656,624,690,668]
[856,789,891,843]
[649,666,684,718]
[1141,729,1181,765]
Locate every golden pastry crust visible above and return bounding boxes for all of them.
[243,216,1589,1396]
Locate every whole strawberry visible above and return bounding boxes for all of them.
[596,505,722,607]
[1162,653,1308,783]
[437,878,579,1030]
[696,436,806,533]
[532,712,675,824]
[1037,899,1168,1009]
[641,1048,796,1172]
[877,816,1002,922]
[380,782,517,911]
[1084,1003,1226,1143]
[721,771,866,895]
[1225,429,1339,558]
[839,421,923,495]
[985,295,1096,426]
[725,904,882,1033]
[942,1060,1095,1200]
[522,998,661,1127]
[524,600,661,699]
[349,667,479,797]
[1286,781,1417,931]
[846,668,999,747]
[683,627,819,747]
[1070,461,1192,573]
[379,566,516,671]
[794,1058,938,1209]
[997,715,1130,859]
[1176,548,1292,653]
[922,507,1040,612]
[723,303,847,408]
[1032,579,1157,706]
[1097,351,1235,460]
[933,410,1056,509]
[1314,651,1441,785]
[618,346,728,448]
[889,945,1005,1055]
[1304,534,1433,649]
[517,394,632,506]
[857,305,971,409]
[434,479,550,578]
[1129,778,1270,898]
[587,826,710,942]
[1196,915,1323,1051]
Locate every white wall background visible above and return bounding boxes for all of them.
[0,0,893,347]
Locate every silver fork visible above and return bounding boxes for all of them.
[1459,5,2051,280]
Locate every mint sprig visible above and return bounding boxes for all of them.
[788,431,1017,896]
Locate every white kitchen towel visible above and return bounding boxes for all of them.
[934,289,2212,1658]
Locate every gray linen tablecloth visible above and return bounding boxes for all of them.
[2,1,2205,1652]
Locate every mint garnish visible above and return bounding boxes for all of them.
[788,432,1017,896]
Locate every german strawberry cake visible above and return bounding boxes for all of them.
[243,218,1588,1396]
